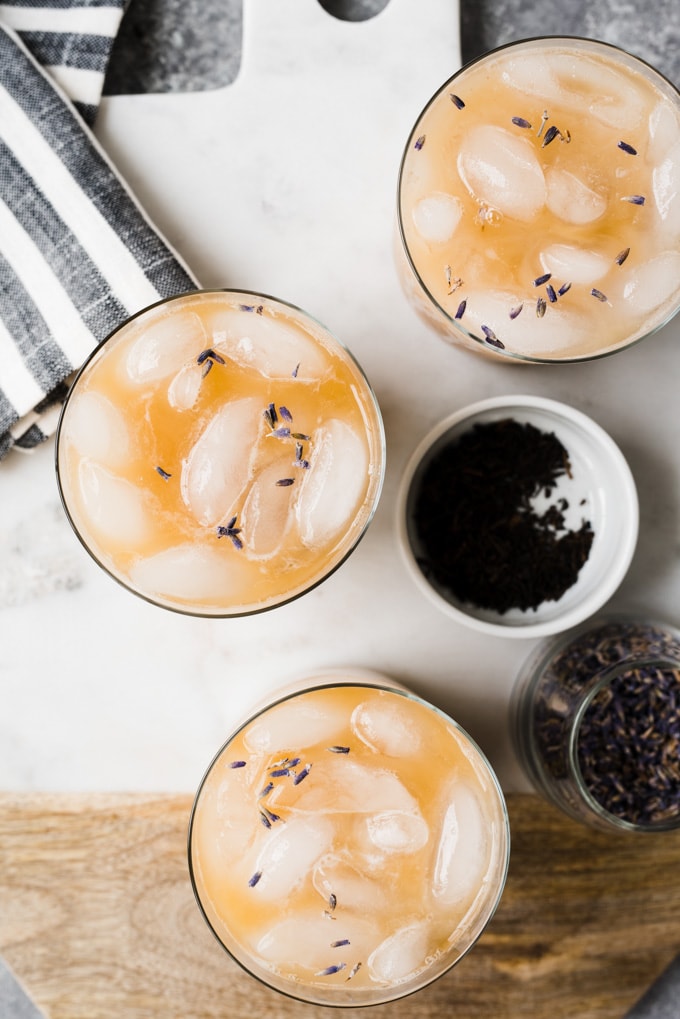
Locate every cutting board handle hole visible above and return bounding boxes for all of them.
[317,0,391,22]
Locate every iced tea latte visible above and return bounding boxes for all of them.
[56,291,384,615]
[398,38,680,361]
[189,677,509,1006]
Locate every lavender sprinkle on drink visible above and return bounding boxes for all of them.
[276,478,295,487]
[270,767,290,778]
[327,745,350,754]
[259,782,274,797]
[512,116,532,129]
[279,406,293,422]
[542,124,559,147]
[328,893,337,911]
[622,194,646,205]
[272,427,291,438]
[155,466,172,480]
[292,363,300,378]
[546,284,557,303]
[481,324,505,349]
[449,93,465,109]
[537,110,548,138]
[615,247,631,266]
[536,297,547,318]
[618,140,638,155]
[591,288,610,303]
[197,348,225,365]
[331,939,350,947]
[347,962,362,981]
[414,134,426,150]
[316,964,346,977]
[259,811,272,829]
[455,299,467,320]
[558,282,572,296]
[248,871,262,887]
[228,760,247,768]
[293,763,311,785]
[533,272,552,287]
[509,303,523,319]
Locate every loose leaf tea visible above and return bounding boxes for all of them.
[409,418,594,613]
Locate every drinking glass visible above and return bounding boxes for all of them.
[397,37,680,362]
[56,289,385,616]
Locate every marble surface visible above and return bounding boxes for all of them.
[2,0,680,800]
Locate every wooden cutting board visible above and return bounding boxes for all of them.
[1,792,678,1019]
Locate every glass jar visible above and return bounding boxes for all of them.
[510,619,680,833]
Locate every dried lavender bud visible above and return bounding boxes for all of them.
[533,272,552,287]
[512,116,532,129]
[617,140,638,155]
[449,93,465,109]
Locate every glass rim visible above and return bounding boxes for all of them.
[512,616,680,832]
[54,287,386,618]
[396,35,680,365]
[187,679,511,1007]
[568,655,680,833]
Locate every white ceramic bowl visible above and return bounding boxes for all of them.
[397,395,639,639]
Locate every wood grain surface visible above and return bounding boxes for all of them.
[1,792,678,1019]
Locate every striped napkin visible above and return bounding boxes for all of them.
[0,1,199,459]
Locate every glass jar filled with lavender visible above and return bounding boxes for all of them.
[510,619,680,833]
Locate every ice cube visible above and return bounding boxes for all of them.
[294,419,369,549]
[180,397,261,526]
[128,543,247,603]
[539,243,610,283]
[545,167,607,224]
[498,52,560,100]
[271,758,419,816]
[457,126,546,221]
[365,810,429,854]
[239,455,296,560]
[248,815,334,900]
[460,288,590,356]
[431,783,487,907]
[63,390,131,467]
[653,140,680,236]
[167,362,203,411]
[411,193,463,243]
[196,763,260,863]
[209,307,329,381]
[622,250,680,316]
[545,52,645,130]
[313,855,388,912]
[253,910,375,973]
[648,101,680,164]
[124,310,206,384]
[367,921,429,984]
[243,698,346,754]
[351,694,422,757]
[78,460,153,547]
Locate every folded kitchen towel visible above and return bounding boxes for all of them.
[0,1,199,460]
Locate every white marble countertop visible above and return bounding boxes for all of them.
[2,0,679,797]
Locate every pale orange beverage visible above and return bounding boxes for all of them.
[188,676,510,1006]
[56,290,384,615]
[398,37,680,362]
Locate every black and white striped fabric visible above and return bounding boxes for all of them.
[0,2,200,459]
